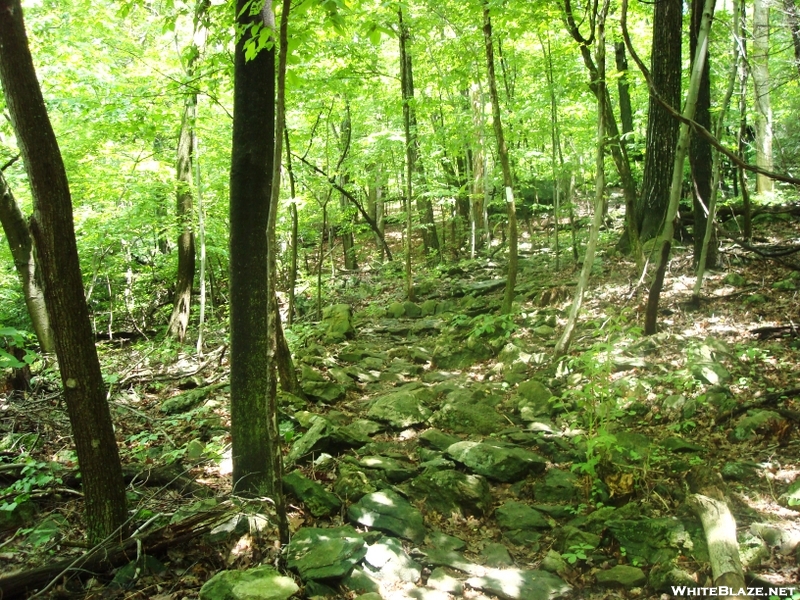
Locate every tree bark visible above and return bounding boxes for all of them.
[0,0,127,543]
[483,3,517,316]
[784,0,800,78]
[753,0,774,193]
[638,0,682,243]
[167,0,208,342]
[555,0,610,359]
[644,0,715,335]
[690,0,716,266]
[230,0,275,496]
[615,41,634,139]
[0,167,55,353]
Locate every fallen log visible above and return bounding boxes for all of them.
[0,501,235,599]
[686,467,746,600]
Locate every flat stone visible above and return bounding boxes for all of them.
[426,531,466,552]
[358,455,417,483]
[405,469,492,517]
[322,304,355,341]
[595,565,647,588]
[482,542,514,567]
[446,441,546,482]
[467,568,571,600]
[691,362,731,385]
[334,463,376,502]
[495,501,551,531]
[422,548,481,575]
[363,537,421,583]
[282,470,341,517]
[348,490,426,543]
[661,436,704,453]
[301,380,346,403]
[367,387,433,429]
[418,429,460,451]
[427,567,464,595]
[404,301,422,318]
[342,567,381,595]
[533,469,579,503]
[286,526,366,581]
[199,565,299,600]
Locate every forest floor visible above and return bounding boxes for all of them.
[1,204,800,600]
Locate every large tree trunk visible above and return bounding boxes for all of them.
[230,0,275,496]
[0,0,127,543]
[784,0,800,78]
[690,0,716,267]
[470,84,487,257]
[753,0,774,193]
[638,0,682,243]
[0,168,55,353]
[483,3,518,316]
[644,0,715,335]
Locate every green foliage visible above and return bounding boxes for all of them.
[562,542,594,564]
[0,457,64,515]
[0,327,37,370]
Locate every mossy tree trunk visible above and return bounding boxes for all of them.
[0,0,127,543]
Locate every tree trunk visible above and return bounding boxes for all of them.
[167,99,197,341]
[615,41,634,139]
[644,0,715,335]
[0,0,127,543]
[483,3,517,316]
[753,0,774,193]
[737,2,753,240]
[399,7,415,300]
[638,0,682,243]
[555,0,610,359]
[338,103,357,271]
[284,126,298,326]
[690,0,716,267]
[230,0,275,496]
[167,0,208,342]
[784,0,800,78]
[0,167,55,353]
[470,84,486,258]
[399,8,439,261]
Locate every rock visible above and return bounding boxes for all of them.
[648,561,697,592]
[432,337,494,370]
[404,301,422,318]
[161,384,226,414]
[367,386,433,429]
[418,429,460,451]
[363,537,421,583]
[387,302,406,318]
[423,549,481,574]
[342,567,381,595]
[405,469,492,517]
[539,550,568,576]
[466,568,571,600]
[353,594,382,600]
[348,490,426,543]
[286,416,368,465]
[482,542,514,566]
[460,279,506,295]
[691,362,731,385]
[427,568,464,595]
[304,580,338,597]
[533,469,579,503]
[301,380,347,403]
[426,531,466,552]
[606,517,690,565]
[773,279,797,291]
[533,325,555,338]
[721,461,759,481]
[406,589,451,600]
[357,455,417,483]
[286,526,366,581]
[322,304,355,342]
[208,514,249,544]
[515,380,554,420]
[495,501,551,531]
[430,395,506,435]
[334,463,377,502]
[199,565,299,600]
[446,441,546,482]
[723,272,747,286]
[282,470,341,517]
[420,299,438,316]
[595,565,646,588]
[553,526,601,553]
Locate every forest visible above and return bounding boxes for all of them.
[0,0,799,598]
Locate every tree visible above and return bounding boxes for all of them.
[0,0,127,543]
[167,0,210,342]
[637,0,682,243]
[0,163,55,353]
[690,0,716,266]
[753,0,774,193]
[483,2,517,316]
[229,0,276,496]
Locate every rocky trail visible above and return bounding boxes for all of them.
[3,243,800,600]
